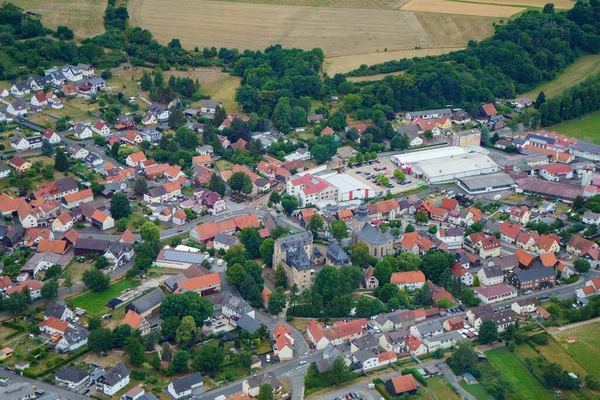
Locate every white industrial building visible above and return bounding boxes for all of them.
[322,173,378,202]
[457,173,517,194]
[391,146,474,166]
[412,152,500,183]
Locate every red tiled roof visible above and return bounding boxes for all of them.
[38,316,68,333]
[389,374,417,394]
[176,273,221,292]
[390,271,425,285]
[122,310,143,329]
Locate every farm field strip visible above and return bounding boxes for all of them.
[129,0,432,56]
[524,54,600,99]
[11,0,107,38]
[554,320,600,380]
[450,0,573,8]
[486,347,553,400]
[400,0,524,17]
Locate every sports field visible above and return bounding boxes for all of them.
[554,320,600,380]
[524,54,600,99]
[548,111,600,145]
[486,347,553,400]
[12,0,107,38]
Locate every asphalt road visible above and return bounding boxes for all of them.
[196,353,322,400]
[2,369,88,400]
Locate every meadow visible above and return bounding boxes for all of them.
[548,111,600,145]
[486,347,553,400]
[554,320,600,380]
[70,279,140,314]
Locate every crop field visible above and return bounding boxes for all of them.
[415,13,495,47]
[204,0,409,8]
[554,320,600,380]
[12,0,107,38]
[455,0,574,8]
[400,0,524,17]
[324,46,465,76]
[523,54,600,99]
[486,347,553,400]
[130,0,433,56]
[548,111,600,145]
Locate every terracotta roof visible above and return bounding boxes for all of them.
[38,316,68,333]
[378,351,397,362]
[515,248,534,267]
[259,228,271,238]
[163,181,181,193]
[56,212,73,225]
[539,252,557,267]
[307,320,324,343]
[321,126,334,135]
[128,151,146,163]
[337,209,353,220]
[567,235,595,252]
[63,229,80,244]
[481,103,497,116]
[440,198,458,211]
[193,155,211,165]
[372,199,399,214]
[233,214,260,230]
[450,262,469,278]
[122,310,143,329]
[6,280,42,295]
[325,318,367,340]
[9,156,29,168]
[37,239,68,254]
[390,271,425,285]
[194,222,219,241]
[119,229,135,244]
[499,222,521,239]
[538,163,574,175]
[406,335,423,351]
[173,209,187,219]
[262,287,271,305]
[412,308,426,320]
[390,374,417,394]
[176,273,221,292]
[63,189,93,204]
[0,193,19,214]
[537,234,560,252]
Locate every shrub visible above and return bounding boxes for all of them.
[532,333,548,345]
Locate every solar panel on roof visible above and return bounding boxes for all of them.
[163,250,207,264]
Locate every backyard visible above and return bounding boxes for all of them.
[485,347,553,400]
[459,380,490,400]
[69,279,141,314]
[553,320,600,380]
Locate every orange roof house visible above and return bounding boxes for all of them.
[175,273,222,294]
[390,271,426,285]
[37,239,68,254]
[515,248,534,268]
[262,286,272,306]
[388,374,418,396]
[122,310,144,330]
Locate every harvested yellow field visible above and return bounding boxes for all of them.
[129,0,432,56]
[416,13,495,47]
[400,0,523,17]
[203,0,408,9]
[457,0,574,8]
[523,54,600,99]
[12,0,107,38]
[324,47,464,75]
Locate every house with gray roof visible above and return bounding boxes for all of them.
[44,302,73,321]
[222,292,255,320]
[54,366,90,389]
[57,326,88,353]
[422,330,464,351]
[96,362,130,396]
[242,372,283,398]
[351,333,382,353]
[0,383,35,400]
[167,372,204,399]
[409,320,444,339]
[273,230,315,290]
[236,314,260,335]
[125,288,166,317]
[155,248,209,269]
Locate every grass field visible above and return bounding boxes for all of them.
[547,110,600,145]
[11,0,107,38]
[426,377,461,400]
[204,0,409,8]
[415,13,495,47]
[459,381,491,400]
[554,320,600,380]
[70,279,140,314]
[486,347,553,400]
[524,54,600,99]
[400,0,523,16]
[212,76,242,114]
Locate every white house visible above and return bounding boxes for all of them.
[52,212,74,232]
[66,144,89,160]
[96,363,130,397]
[167,372,203,399]
[92,120,111,136]
[44,302,73,321]
[126,151,146,167]
[306,320,330,350]
[7,100,28,116]
[451,263,473,286]
[54,366,90,389]
[511,298,537,315]
[43,129,61,144]
[72,125,93,139]
[61,65,83,82]
[390,271,426,292]
[56,326,88,353]
[10,135,43,151]
[10,81,31,97]
[477,266,504,286]
[422,331,463,352]
[31,92,48,107]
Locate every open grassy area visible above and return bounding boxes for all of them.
[547,110,600,145]
[554,320,600,380]
[460,381,491,400]
[426,377,461,400]
[62,259,95,284]
[486,347,553,400]
[523,54,600,99]
[211,76,242,115]
[11,0,107,38]
[70,279,140,314]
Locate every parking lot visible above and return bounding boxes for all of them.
[343,156,425,196]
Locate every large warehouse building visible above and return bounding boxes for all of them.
[458,173,517,194]
[412,152,500,183]
[322,173,377,202]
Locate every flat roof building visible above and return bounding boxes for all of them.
[458,173,516,194]
[412,152,500,183]
[322,172,377,202]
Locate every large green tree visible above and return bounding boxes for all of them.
[82,269,110,292]
[330,220,348,241]
[478,320,499,344]
[192,345,224,372]
[229,171,253,195]
[239,227,263,258]
[110,193,132,220]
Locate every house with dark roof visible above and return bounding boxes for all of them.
[273,231,314,290]
[96,362,130,396]
[44,302,73,321]
[125,288,166,317]
[242,372,283,398]
[509,267,555,291]
[167,372,204,399]
[326,239,350,267]
[57,326,88,353]
[73,238,111,256]
[54,366,90,389]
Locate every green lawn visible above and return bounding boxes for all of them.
[459,381,491,400]
[486,347,553,400]
[70,279,140,314]
[426,377,461,400]
[547,110,600,145]
[554,320,600,380]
